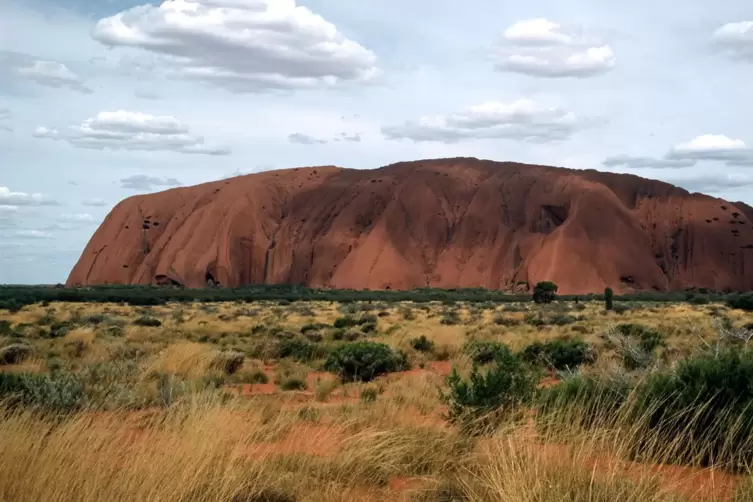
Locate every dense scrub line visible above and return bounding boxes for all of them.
[0,284,745,311]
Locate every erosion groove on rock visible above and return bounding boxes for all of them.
[67,158,753,293]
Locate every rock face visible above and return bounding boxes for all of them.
[67,158,753,293]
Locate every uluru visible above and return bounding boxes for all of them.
[66,158,753,294]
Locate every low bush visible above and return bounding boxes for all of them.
[410,335,435,353]
[519,339,595,371]
[276,338,329,362]
[0,372,86,413]
[464,340,514,365]
[324,342,409,382]
[212,351,245,375]
[492,315,521,327]
[440,311,461,325]
[279,377,307,391]
[133,317,162,328]
[728,293,753,312]
[441,354,536,435]
[630,347,753,470]
[537,374,631,433]
[0,344,32,365]
[615,323,666,356]
[41,322,71,339]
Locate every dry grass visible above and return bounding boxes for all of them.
[1,299,753,501]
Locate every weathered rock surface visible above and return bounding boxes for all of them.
[67,158,753,293]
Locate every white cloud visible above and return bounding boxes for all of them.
[602,155,695,169]
[0,108,10,120]
[667,134,753,166]
[120,175,182,191]
[58,213,95,223]
[17,60,92,93]
[288,133,327,145]
[92,0,379,92]
[34,110,231,155]
[712,21,753,61]
[0,186,61,206]
[382,99,584,143]
[15,229,52,239]
[82,199,108,207]
[603,134,753,170]
[668,174,753,194]
[494,19,615,78]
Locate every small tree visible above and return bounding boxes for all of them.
[605,287,614,311]
[533,281,558,304]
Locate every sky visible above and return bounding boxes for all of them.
[1,0,752,284]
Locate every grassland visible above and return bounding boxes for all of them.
[2,298,753,501]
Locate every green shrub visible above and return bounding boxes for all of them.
[492,315,521,326]
[630,347,753,470]
[524,313,546,327]
[410,335,435,353]
[41,322,71,339]
[84,314,107,325]
[440,311,460,325]
[441,355,536,435]
[519,339,595,371]
[464,340,514,365]
[0,320,12,335]
[549,314,578,326]
[728,293,753,312]
[690,296,710,305]
[613,303,631,314]
[533,281,558,304]
[133,316,162,327]
[605,287,614,311]
[247,370,269,384]
[537,375,631,434]
[324,342,409,382]
[276,338,328,362]
[616,324,666,354]
[280,377,307,391]
[0,372,86,413]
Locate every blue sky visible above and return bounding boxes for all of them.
[1,0,752,284]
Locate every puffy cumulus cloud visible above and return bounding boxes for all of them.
[604,135,753,170]
[494,19,615,78]
[120,175,182,191]
[34,110,230,156]
[0,186,61,207]
[382,99,584,144]
[92,0,379,92]
[82,199,108,207]
[712,21,753,61]
[667,134,753,166]
[288,133,327,145]
[0,51,92,93]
